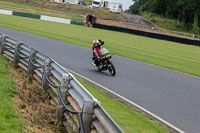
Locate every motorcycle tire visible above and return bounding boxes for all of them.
[97,67,102,72]
[108,62,116,76]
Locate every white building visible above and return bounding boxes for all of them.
[108,1,122,13]
[91,0,122,12]
[91,0,105,8]
[50,0,79,5]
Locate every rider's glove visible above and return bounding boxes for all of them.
[97,56,100,60]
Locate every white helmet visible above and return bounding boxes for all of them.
[93,40,99,44]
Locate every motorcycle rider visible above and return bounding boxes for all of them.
[92,39,104,67]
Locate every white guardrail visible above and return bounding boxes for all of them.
[0,33,124,133]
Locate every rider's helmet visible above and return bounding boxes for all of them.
[93,40,99,47]
[93,40,99,44]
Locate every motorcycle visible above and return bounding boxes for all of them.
[91,48,116,76]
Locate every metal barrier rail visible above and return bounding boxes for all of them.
[0,33,124,133]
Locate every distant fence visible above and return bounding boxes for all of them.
[159,28,200,39]
[0,33,124,133]
[93,23,200,46]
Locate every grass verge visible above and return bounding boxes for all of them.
[0,55,59,132]
[76,76,169,133]
[0,14,200,77]
[142,12,198,35]
[9,63,58,133]
[0,0,120,20]
[0,51,169,133]
[0,0,82,20]
[0,55,23,133]
[0,54,169,133]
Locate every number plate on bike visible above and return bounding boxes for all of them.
[105,54,111,58]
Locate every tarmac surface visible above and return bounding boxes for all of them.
[1,27,200,133]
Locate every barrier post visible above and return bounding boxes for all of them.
[28,48,36,83]
[13,42,22,68]
[82,100,94,133]
[0,34,6,55]
[42,58,51,90]
[56,73,69,121]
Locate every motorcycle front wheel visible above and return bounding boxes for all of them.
[108,62,116,76]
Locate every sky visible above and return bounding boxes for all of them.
[114,0,133,10]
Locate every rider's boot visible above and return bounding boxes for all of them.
[99,62,103,69]
[92,62,96,66]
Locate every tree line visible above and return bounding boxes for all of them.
[127,0,200,33]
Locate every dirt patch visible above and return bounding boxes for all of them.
[9,66,60,133]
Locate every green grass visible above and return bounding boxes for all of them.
[77,77,168,133]
[0,14,200,77]
[0,0,119,20]
[0,0,83,20]
[0,55,23,133]
[142,12,198,35]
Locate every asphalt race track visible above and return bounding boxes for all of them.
[1,27,200,133]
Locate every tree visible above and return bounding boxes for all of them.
[128,0,200,32]
[127,0,149,14]
[140,0,167,15]
[165,0,179,18]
